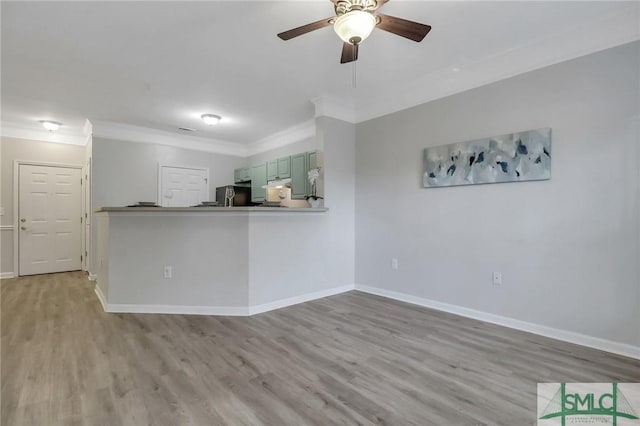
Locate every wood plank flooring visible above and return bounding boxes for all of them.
[2,272,638,425]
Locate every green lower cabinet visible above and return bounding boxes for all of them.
[290,153,307,200]
[251,163,267,202]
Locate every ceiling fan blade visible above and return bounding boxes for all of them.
[376,13,431,42]
[277,17,334,40]
[340,42,359,64]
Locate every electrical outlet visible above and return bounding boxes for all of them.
[164,266,173,279]
[391,258,399,270]
[492,271,502,285]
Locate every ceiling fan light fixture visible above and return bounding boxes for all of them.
[201,114,221,126]
[333,10,377,44]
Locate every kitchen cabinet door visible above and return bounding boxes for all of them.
[267,160,278,181]
[251,163,267,202]
[277,156,291,179]
[234,167,250,183]
[290,153,307,200]
[306,151,317,197]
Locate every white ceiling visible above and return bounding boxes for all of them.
[1,1,638,147]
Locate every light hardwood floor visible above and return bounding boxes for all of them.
[2,272,638,425]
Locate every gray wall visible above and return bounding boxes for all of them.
[92,137,247,208]
[90,137,247,274]
[248,117,355,306]
[248,137,316,165]
[92,118,356,309]
[355,42,640,347]
[0,137,87,275]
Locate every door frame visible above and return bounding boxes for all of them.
[157,163,210,207]
[13,160,84,276]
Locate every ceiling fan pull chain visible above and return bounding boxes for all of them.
[352,57,357,88]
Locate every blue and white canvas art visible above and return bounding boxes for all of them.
[423,128,551,188]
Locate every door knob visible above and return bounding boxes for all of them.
[20,226,27,231]
[20,218,26,223]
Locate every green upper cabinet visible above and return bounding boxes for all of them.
[290,153,307,200]
[277,156,291,179]
[251,163,267,202]
[306,151,317,197]
[266,156,291,181]
[234,167,250,183]
[267,160,278,181]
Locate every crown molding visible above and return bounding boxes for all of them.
[83,119,93,137]
[311,95,356,124]
[0,121,87,146]
[354,4,640,123]
[247,119,316,157]
[91,120,249,157]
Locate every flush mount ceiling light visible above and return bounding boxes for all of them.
[333,10,377,45]
[40,120,62,131]
[201,114,221,126]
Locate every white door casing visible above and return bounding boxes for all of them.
[158,165,209,207]
[83,158,91,271]
[18,164,82,276]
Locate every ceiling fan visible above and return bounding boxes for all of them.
[277,0,432,64]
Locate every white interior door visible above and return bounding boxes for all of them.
[160,166,209,207]
[19,165,82,276]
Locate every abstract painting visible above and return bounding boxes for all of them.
[423,128,551,188]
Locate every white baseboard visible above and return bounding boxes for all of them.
[249,284,355,315]
[93,284,355,317]
[88,273,97,281]
[355,284,640,360]
[103,302,250,316]
[94,285,108,311]
[0,272,15,279]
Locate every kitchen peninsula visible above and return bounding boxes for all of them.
[94,206,335,316]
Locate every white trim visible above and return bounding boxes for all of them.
[91,119,317,158]
[88,273,97,281]
[0,272,15,279]
[311,96,356,123]
[94,285,108,311]
[354,284,640,360]
[94,286,247,316]
[1,121,87,146]
[248,284,355,315]
[97,292,250,317]
[104,304,249,316]
[13,160,84,276]
[247,120,316,156]
[91,120,249,157]
[94,284,354,316]
[0,225,13,231]
[82,119,93,138]
[352,6,640,124]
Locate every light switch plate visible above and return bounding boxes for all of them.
[0,207,4,216]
